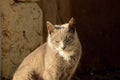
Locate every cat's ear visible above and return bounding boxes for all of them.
[68,17,76,28]
[47,21,55,34]
[68,17,76,33]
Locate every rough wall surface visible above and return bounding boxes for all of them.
[0,0,43,79]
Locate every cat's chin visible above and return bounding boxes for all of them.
[56,49,75,61]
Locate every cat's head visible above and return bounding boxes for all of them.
[47,18,79,51]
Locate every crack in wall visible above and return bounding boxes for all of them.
[22,30,29,42]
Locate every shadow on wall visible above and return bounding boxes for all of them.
[71,0,120,73]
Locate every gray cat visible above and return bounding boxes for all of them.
[12,18,82,80]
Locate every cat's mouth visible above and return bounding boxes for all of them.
[55,47,73,52]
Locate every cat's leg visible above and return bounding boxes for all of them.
[13,71,43,80]
[13,66,38,80]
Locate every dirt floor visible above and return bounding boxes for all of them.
[1,69,120,80]
[73,69,120,80]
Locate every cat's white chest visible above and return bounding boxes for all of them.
[59,50,74,61]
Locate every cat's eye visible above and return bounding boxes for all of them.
[65,36,73,44]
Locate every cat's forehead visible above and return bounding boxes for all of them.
[49,24,70,39]
[55,23,69,29]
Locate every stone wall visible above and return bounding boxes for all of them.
[0,0,43,79]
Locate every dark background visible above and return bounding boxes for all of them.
[71,0,120,74]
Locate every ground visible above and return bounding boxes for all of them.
[73,69,120,80]
[2,69,120,80]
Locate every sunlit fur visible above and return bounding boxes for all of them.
[48,23,80,61]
